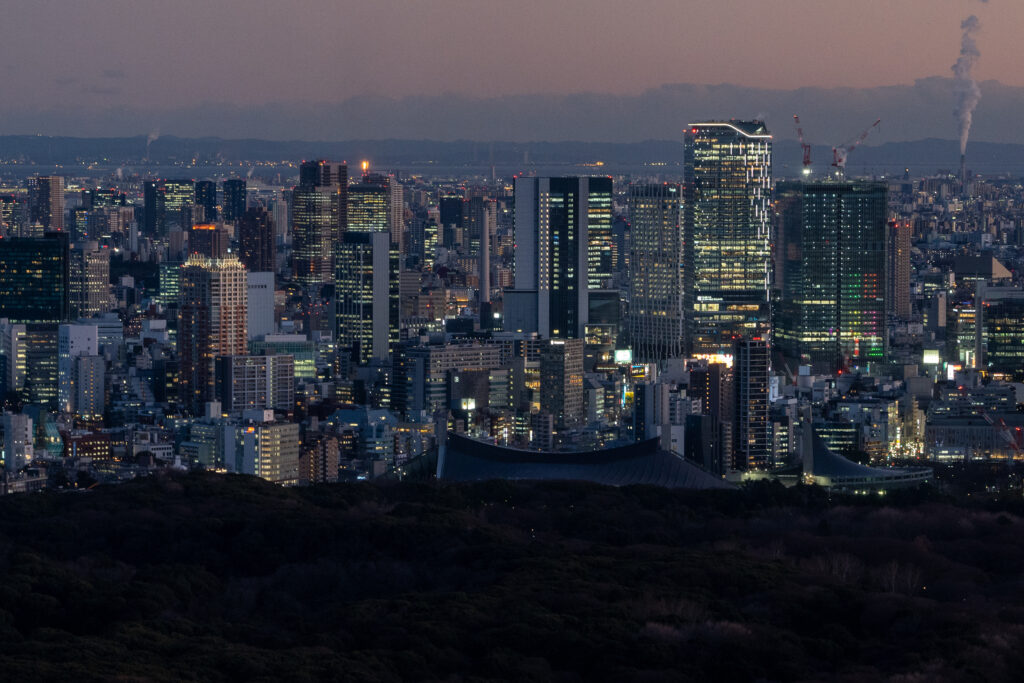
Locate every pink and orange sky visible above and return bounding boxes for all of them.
[0,0,1011,108]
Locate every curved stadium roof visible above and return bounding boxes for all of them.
[439,434,733,490]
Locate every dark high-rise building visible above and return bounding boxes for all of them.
[506,176,613,339]
[143,180,166,236]
[238,206,275,273]
[0,232,70,407]
[0,232,70,325]
[439,195,464,231]
[189,223,229,259]
[27,176,65,232]
[335,230,398,364]
[81,187,126,210]
[733,337,771,471]
[684,121,772,357]
[627,183,684,362]
[775,181,888,370]
[222,179,247,223]
[539,338,585,431]
[194,180,217,222]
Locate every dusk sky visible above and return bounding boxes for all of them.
[2,0,1012,109]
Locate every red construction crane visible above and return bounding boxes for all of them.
[832,118,881,171]
[793,114,811,171]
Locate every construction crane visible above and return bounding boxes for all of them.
[793,114,811,173]
[832,118,881,172]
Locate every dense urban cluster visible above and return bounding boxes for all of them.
[0,120,1018,495]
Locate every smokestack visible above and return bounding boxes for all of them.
[952,16,982,157]
[961,153,967,196]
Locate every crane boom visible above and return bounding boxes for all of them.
[793,114,811,169]
[832,118,881,170]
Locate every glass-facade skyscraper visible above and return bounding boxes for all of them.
[775,180,888,371]
[627,183,684,363]
[684,121,772,357]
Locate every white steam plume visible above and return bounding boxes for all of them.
[952,15,982,155]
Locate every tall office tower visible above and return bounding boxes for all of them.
[222,179,247,223]
[291,185,336,286]
[143,180,166,236]
[194,180,217,222]
[81,187,127,210]
[178,255,248,414]
[301,159,348,239]
[215,354,295,415]
[189,223,229,258]
[684,121,772,357]
[733,338,771,471]
[57,323,98,416]
[887,219,912,319]
[246,271,275,340]
[292,161,346,287]
[335,230,398,364]
[506,176,614,339]
[363,173,404,251]
[238,206,275,272]
[0,320,27,399]
[439,195,463,233]
[0,232,69,407]
[69,241,111,319]
[0,195,24,236]
[348,181,390,233]
[26,176,65,231]
[627,183,684,363]
[163,179,196,231]
[463,196,488,258]
[775,181,888,370]
[539,338,585,431]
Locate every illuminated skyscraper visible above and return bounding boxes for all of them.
[507,176,613,339]
[335,230,398,364]
[178,255,248,413]
[347,182,390,234]
[292,161,346,287]
[627,183,684,363]
[684,121,772,357]
[775,181,888,370]
[0,232,69,407]
[69,241,110,319]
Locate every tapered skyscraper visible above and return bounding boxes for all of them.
[684,121,772,357]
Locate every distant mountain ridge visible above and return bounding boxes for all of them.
[0,77,1021,145]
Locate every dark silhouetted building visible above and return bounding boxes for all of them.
[238,206,275,273]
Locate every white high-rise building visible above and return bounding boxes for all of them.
[58,323,99,416]
[246,272,276,340]
[3,412,33,471]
